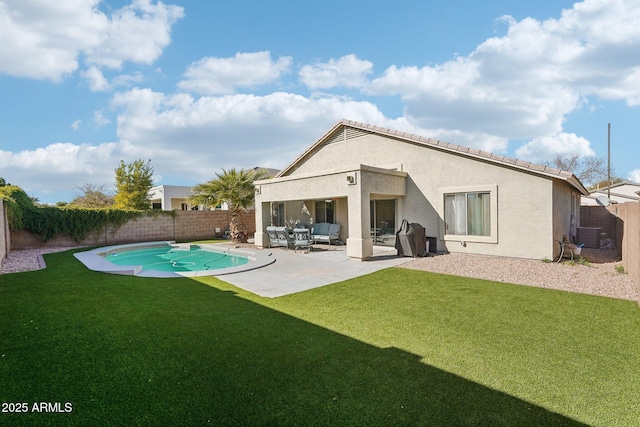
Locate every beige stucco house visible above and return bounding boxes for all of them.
[254,120,589,261]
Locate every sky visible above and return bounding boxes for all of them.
[0,0,639,204]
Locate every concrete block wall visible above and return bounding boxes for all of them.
[109,214,176,243]
[175,211,226,241]
[0,199,9,269]
[615,203,640,306]
[580,206,618,239]
[582,203,640,306]
[10,210,257,250]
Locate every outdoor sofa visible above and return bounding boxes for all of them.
[311,223,341,245]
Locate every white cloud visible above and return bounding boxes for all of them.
[177,51,293,95]
[628,169,640,184]
[515,133,595,163]
[108,88,404,181]
[299,54,373,89]
[71,120,82,131]
[81,66,144,92]
[0,141,121,196]
[84,0,184,70]
[81,66,110,92]
[0,0,183,81]
[3,78,513,203]
[93,110,111,127]
[367,0,640,146]
[111,71,144,88]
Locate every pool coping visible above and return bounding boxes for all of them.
[73,241,276,278]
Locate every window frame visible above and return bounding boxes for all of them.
[315,200,335,224]
[442,185,498,244]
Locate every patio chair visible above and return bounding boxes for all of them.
[266,226,280,248]
[326,223,341,245]
[292,228,313,253]
[275,226,294,250]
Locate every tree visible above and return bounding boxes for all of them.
[70,183,114,208]
[545,154,614,187]
[0,177,9,187]
[189,168,271,243]
[113,159,154,210]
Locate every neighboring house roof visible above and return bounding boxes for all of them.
[591,181,640,197]
[582,181,640,205]
[252,166,280,177]
[277,119,589,195]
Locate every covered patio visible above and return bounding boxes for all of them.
[254,165,407,260]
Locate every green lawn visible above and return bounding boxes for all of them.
[1,249,639,426]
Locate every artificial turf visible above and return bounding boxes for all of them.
[1,249,639,426]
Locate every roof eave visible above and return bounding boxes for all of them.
[276,119,591,195]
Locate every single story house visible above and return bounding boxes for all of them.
[581,181,640,206]
[254,120,589,261]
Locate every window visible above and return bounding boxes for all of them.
[444,192,491,237]
[315,200,334,223]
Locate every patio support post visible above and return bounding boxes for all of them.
[346,177,373,260]
[254,201,271,248]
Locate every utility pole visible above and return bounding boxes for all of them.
[607,123,611,201]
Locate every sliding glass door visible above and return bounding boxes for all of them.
[370,199,396,246]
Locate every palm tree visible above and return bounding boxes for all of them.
[190,168,271,243]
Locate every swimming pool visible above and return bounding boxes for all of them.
[105,245,248,273]
[74,242,275,278]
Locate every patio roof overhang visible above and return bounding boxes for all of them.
[254,164,407,202]
[254,164,407,260]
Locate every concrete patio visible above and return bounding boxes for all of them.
[216,244,411,298]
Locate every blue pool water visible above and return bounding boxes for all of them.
[105,246,249,273]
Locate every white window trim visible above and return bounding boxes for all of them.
[441,184,498,244]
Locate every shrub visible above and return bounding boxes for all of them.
[614,265,626,274]
[0,185,160,242]
[563,256,590,267]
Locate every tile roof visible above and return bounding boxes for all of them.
[278,119,589,195]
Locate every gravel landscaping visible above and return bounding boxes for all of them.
[0,247,81,274]
[2,246,637,302]
[400,248,638,301]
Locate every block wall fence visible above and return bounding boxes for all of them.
[581,204,639,306]
[613,203,639,300]
[0,199,9,269]
[9,210,256,250]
